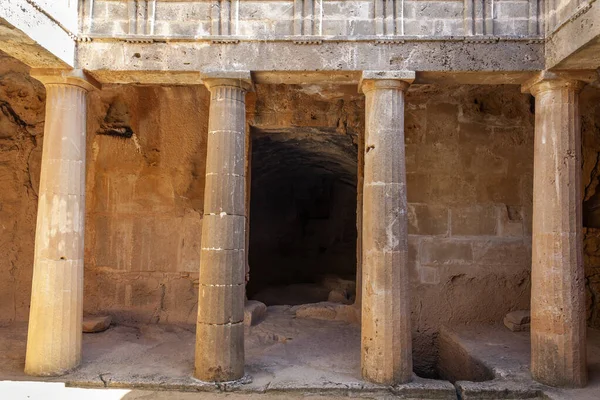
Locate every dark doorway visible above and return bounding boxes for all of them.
[247,130,358,305]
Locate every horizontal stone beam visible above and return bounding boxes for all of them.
[0,0,75,68]
[546,1,600,70]
[77,39,544,85]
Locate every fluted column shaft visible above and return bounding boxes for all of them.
[529,78,587,387]
[195,76,251,382]
[25,70,98,376]
[360,77,412,385]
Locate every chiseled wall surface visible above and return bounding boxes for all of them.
[0,53,45,324]
[83,84,210,323]
[581,85,600,329]
[2,51,600,367]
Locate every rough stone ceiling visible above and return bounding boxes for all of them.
[251,130,358,187]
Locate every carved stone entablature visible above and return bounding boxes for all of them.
[374,39,406,45]
[125,38,154,44]
[464,36,499,44]
[293,39,323,45]
[212,38,240,44]
[81,0,543,39]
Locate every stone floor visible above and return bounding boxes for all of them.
[0,306,453,399]
[439,324,600,400]
[1,307,600,399]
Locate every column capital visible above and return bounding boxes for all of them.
[521,70,595,96]
[30,69,101,91]
[359,71,415,94]
[201,71,254,92]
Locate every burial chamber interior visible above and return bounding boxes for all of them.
[247,130,358,306]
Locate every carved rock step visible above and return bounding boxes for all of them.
[83,315,112,333]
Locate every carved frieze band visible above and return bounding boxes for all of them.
[127,0,156,35]
[294,0,323,35]
[211,0,240,35]
[528,0,540,35]
[464,0,493,35]
[374,0,404,35]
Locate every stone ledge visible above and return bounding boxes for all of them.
[78,40,544,85]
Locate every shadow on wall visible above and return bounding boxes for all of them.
[247,130,358,306]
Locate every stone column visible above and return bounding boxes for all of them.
[359,71,414,385]
[524,72,587,388]
[195,72,252,382]
[25,70,99,376]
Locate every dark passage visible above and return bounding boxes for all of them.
[248,130,358,305]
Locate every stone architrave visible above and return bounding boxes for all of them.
[195,71,253,382]
[359,71,414,385]
[523,72,587,388]
[25,69,99,376]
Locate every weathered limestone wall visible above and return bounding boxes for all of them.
[83,84,210,324]
[0,53,45,325]
[82,0,537,38]
[581,84,600,329]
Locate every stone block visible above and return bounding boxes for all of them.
[472,239,530,266]
[131,217,184,272]
[405,109,427,144]
[328,289,352,304]
[420,239,473,265]
[128,276,162,308]
[197,283,245,324]
[201,214,245,250]
[363,184,407,252]
[493,126,534,147]
[160,277,199,324]
[476,175,522,205]
[322,1,371,19]
[240,2,294,20]
[94,2,129,20]
[410,1,464,19]
[244,300,267,326]
[429,174,477,205]
[407,203,448,235]
[493,19,529,36]
[463,147,508,175]
[347,19,374,36]
[451,205,497,236]
[179,211,202,272]
[403,19,435,36]
[93,215,134,270]
[194,322,244,381]
[322,20,348,36]
[497,205,524,237]
[439,19,465,35]
[203,173,246,215]
[94,172,176,214]
[425,102,459,144]
[504,320,530,332]
[495,1,529,19]
[83,315,112,333]
[417,143,463,173]
[405,144,417,173]
[293,302,358,323]
[199,249,245,285]
[406,173,430,203]
[169,22,203,37]
[505,310,530,325]
[458,122,494,145]
[419,266,440,284]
